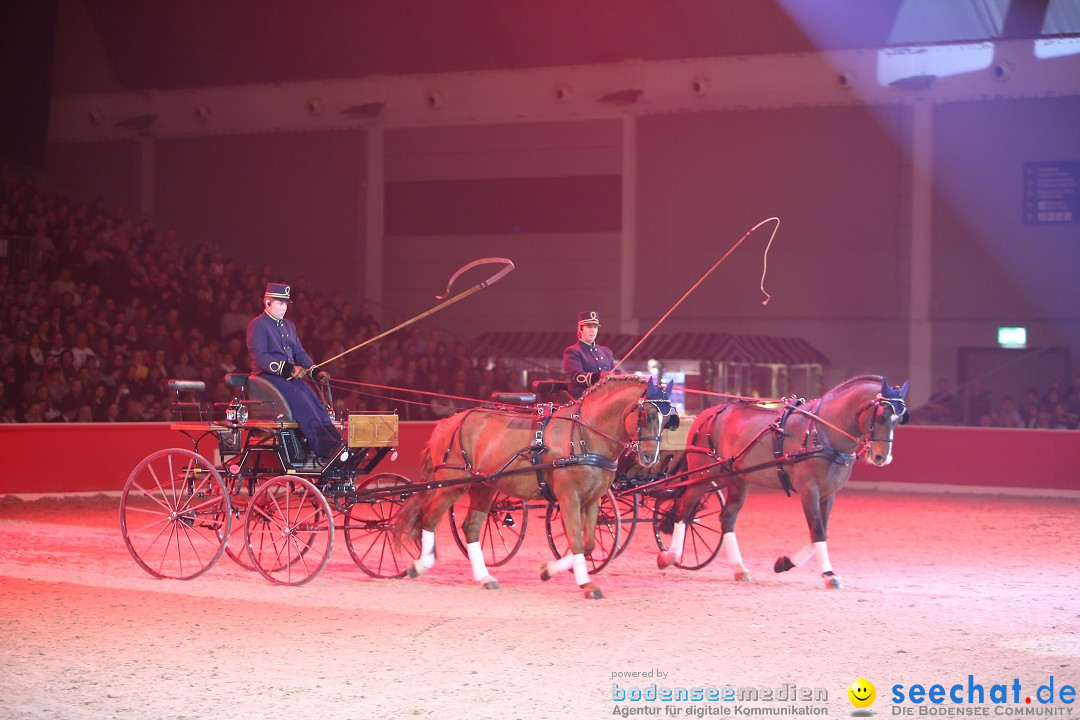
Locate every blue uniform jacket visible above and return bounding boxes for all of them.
[246,312,314,377]
[563,340,616,398]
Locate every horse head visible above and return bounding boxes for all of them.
[633,377,678,468]
[581,374,677,468]
[862,377,909,466]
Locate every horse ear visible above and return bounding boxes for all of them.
[899,380,910,398]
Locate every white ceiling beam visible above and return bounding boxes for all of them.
[48,38,1080,142]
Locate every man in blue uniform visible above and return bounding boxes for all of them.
[562,310,616,398]
[246,282,342,460]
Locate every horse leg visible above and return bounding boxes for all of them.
[776,488,843,589]
[539,493,603,599]
[656,484,705,569]
[716,481,751,581]
[407,486,466,579]
[460,484,500,590]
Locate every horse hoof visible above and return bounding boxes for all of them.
[581,583,603,600]
[407,561,427,579]
[823,574,844,590]
[657,551,677,569]
[774,556,795,573]
[482,577,500,590]
[540,563,556,582]
[734,570,752,582]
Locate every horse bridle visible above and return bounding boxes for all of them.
[620,396,677,467]
[788,392,907,458]
[853,394,908,454]
[567,385,675,468]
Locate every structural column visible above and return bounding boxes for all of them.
[908,100,934,407]
[363,126,385,316]
[619,114,638,335]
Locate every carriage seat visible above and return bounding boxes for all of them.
[532,380,569,394]
[168,379,207,421]
[491,392,536,405]
[224,373,295,422]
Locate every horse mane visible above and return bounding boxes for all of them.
[822,374,885,399]
[579,372,647,402]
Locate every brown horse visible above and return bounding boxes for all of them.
[395,374,675,598]
[657,375,908,589]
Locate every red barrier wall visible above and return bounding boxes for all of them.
[1,423,1078,495]
[0,422,437,495]
[849,425,1080,492]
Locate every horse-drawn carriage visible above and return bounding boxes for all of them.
[119,373,420,586]
[120,368,907,594]
[120,371,680,596]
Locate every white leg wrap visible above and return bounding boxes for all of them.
[669,522,687,560]
[720,532,744,567]
[790,543,816,568]
[553,552,575,573]
[813,540,833,574]
[419,529,436,569]
[466,541,491,582]
[572,553,590,586]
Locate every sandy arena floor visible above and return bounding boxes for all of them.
[1,487,1079,720]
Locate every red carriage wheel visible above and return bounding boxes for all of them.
[544,488,622,574]
[120,448,230,580]
[343,473,417,579]
[449,490,529,567]
[244,475,333,586]
[652,485,726,570]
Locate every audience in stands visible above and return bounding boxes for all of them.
[1,164,1077,429]
[0,165,524,424]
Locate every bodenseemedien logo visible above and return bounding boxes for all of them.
[849,678,877,716]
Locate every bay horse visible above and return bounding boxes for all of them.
[394,374,676,598]
[657,375,908,589]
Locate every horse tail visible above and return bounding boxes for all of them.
[392,445,435,548]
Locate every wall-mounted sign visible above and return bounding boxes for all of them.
[1024,161,1079,224]
[997,327,1027,348]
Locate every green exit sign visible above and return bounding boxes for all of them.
[998,327,1027,347]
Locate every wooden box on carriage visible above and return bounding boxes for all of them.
[347,414,399,448]
[661,416,694,451]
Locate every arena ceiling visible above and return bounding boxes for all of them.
[75,0,1077,91]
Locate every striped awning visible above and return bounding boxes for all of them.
[473,331,827,366]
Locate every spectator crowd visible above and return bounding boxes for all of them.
[919,375,1080,429]
[1,163,1077,429]
[0,164,524,425]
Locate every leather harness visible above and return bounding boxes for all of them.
[691,398,857,497]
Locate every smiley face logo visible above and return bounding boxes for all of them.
[848,678,876,708]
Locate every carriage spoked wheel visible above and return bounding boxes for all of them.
[613,491,640,558]
[120,448,231,580]
[343,473,418,579]
[651,484,726,570]
[219,473,265,571]
[243,475,333,586]
[448,490,529,567]
[544,488,622,574]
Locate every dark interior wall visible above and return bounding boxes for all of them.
[637,105,910,321]
[152,130,367,297]
[44,139,141,210]
[381,121,623,334]
[635,105,911,378]
[931,96,1080,324]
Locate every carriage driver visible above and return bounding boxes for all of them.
[246,282,342,462]
[563,310,616,399]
